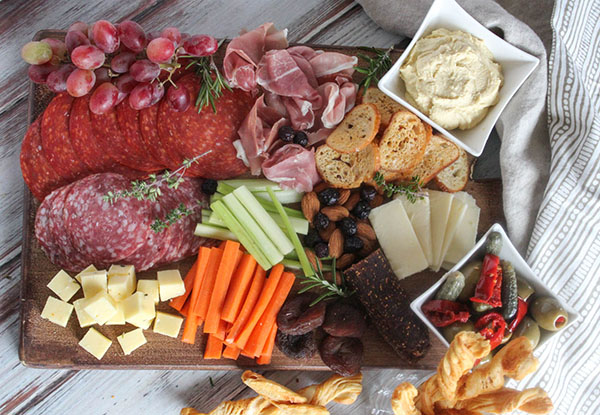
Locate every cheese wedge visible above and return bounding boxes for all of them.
[397,190,433,265]
[444,192,480,266]
[369,199,428,279]
[434,196,468,271]
[429,190,454,269]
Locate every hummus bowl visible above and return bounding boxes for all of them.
[378,0,539,156]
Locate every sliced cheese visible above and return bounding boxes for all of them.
[79,327,112,360]
[137,279,159,304]
[444,192,480,266]
[73,298,96,328]
[369,199,428,279]
[81,270,108,298]
[434,196,468,271]
[40,296,74,327]
[429,191,454,270]
[153,311,184,338]
[108,265,136,302]
[397,190,433,265]
[75,264,98,284]
[117,328,147,355]
[47,270,80,302]
[157,270,185,302]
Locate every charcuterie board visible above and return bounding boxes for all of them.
[20,30,505,370]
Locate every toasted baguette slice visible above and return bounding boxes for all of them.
[434,148,470,192]
[316,143,380,189]
[379,110,432,173]
[361,87,405,128]
[326,103,380,154]
[395,134,460,185]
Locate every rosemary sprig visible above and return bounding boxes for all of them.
[297,257,353,306]
[355,46,394,95]
[373,171,424,203]
[150,202,193,233]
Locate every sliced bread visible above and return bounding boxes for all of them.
[361,87,405,128]
[316,143,380,189]
[434,148,470,192]
[326,103,380,154]
[395,134,460,184]
[379,110,432,174]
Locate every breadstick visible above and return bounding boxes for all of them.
[454,387,553,414]
[298,373,363,406]
[391,382,420,415]
[241,371,307,404]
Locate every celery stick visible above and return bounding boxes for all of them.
[216,181,236,195]
[284,250,299,260]
[222,193,283,265]
[220,179,282,192]
[272,214,309,235]
[257,198,304,218]
[210,201,271,270]
[254,189,303,204]
[201,209,213,217]
[194,223,238,241]
[282,259,302,270]
[208,211,226,227]
[210,193,224,204]
[267,187,313,276]
[232,186,294,255]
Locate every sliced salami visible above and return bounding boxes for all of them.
[154,179,192,265]
[20,117,68,201]
[41,93,90,181]
[139,105,178,170]
[120,199,166,271]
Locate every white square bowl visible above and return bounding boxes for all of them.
[378,0,539,156]
[410,223,579,349]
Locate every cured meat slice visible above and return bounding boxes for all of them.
[171,178,207,258]
[20,117,68,201]
[152,180,187,266]
[63,173,153,264]
[139,105,177,170]
[41,93,90,181]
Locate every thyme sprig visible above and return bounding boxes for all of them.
[373,171,424,203]
[297,257,353,306]
[150,202,193,233]
[355,46,394,95]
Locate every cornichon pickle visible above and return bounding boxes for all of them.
[435,271,466,301]
[530,296,568,331]
[513,316,541,348]
[501,260,518,320]
[441,321,475,343]
[485,232,503,256]
[472,301,493,313]
[517,277,535,300]
[458,261,482,302]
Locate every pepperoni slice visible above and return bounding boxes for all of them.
[139,105,177,170]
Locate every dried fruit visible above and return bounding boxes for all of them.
[352,200,372,219]
[339,217,357,237]
[322,302,367,338]
[356,222,376,241]
[321,205,349,222]
[313,212,330,231]
[360,185,377,202]
[319,335,363,376]
[301,192,320,223]
[277,293,327,335]
[328,228,344,259]
[343,192,361,211]
[344,236,364,253]
[276,330,318,360]
[319,221,336,242]
[336,253,356,270]
[314,242,329,258]
[318,188,340,206]
[303,228,322,248]
[338,189,351,205]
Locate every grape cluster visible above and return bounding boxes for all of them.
[21,20,219,114]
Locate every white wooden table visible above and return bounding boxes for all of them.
[0,1,551,413]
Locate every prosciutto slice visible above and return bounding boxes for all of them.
[262,144,321,192]
[319,81,358,128]
[310,52,358,79]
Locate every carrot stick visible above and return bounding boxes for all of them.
[243,271,295,357]
[257,323,278,365]
[213,319,229,341]
[169,260,198,311]
[221,254,257,323]
[204,334,223,360]
[225,266,266,345]
[240,348,255,358]
[181,314,199,344]
[191,248,223,319]
[234,248,244,269]
[233,263,284,350]
[180,248,212,343]
[205,240,241,333]
[222,344,241,360]
[180,298,190,317]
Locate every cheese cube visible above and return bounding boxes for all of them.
[47,270,80,302]
[73,298,95,328]
[137,279,159,304]
[82,291,118,325]
[108,265,136,301]
[153,311,184,338]
[117,328,147,355]
[75,264,98,284]
[40,296,74,327]
[157,270,185,301]
[79,327,112,360]
[81,270,108,298]
[106,302,125,325]
[122,292,155,328]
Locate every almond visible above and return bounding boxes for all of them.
[336,253,355,270]
[370,193,384,208]
[319,221,336,241]
[323,271,342,286]
[301,192,320,223]
[358,236,378,257]
[356,222,377,241]
[328,228,344,259]
[338,189,351,205]
[305,248,321,271]
[314,182,329,193]
[343,192,361,211]
[321,205,349,221]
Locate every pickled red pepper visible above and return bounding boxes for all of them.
[471,254,503,307]
[508,297,528,332]
[475,312,506,350]
[422,300,470,327]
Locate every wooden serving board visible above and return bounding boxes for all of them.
[20,31,505,370]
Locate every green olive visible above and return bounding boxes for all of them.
[517,277,535,300]
[441,321,475,343]
[513,316,541,348]
[530,296,568,331]
[457,261,482,302]
[485,232,503,256]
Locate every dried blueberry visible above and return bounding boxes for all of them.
[201,179,218,195]
[293,131,309,147]
[360,185,377,202]
[314,242,329,258]
[318,188,340,206]
[339,217,357,237]
[352,200,371,219]
[313,212,330,231]
[278,125,295,142]
[344,236,364,253]
[303,228,322,248]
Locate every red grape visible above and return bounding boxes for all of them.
[92,20,119,53]
[146,37,175,63]
[183,35,218,57]
[115,73,137,93]
[167,85,191,112]
[65,30,90,54]
[147,31,161,42]
[68,21,88,34]
[71,45,105,70]
[47,64,75,92]
[66,68,96,97]
[41,38,67,61]
[28,62,58,83]
[149,81,165,105]
[89,82,119,114]
[128,82,153,109]
[95,67,110,83]
[21,41,53,65]
[115,90,128,105]
[161,27,181,46]
[129,59,160,82]
[117,20,146,53]
[110,51,136,73]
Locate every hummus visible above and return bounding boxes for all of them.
[399,28,503,130]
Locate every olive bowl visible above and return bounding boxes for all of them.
[410,223,580,349]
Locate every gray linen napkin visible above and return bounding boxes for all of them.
[357,0,550,253]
